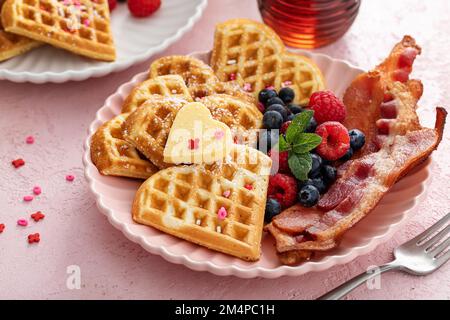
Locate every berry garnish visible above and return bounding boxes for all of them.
[309,91,346,124]
[279,87,295,104]
[258,89,277,104]
[266,96,284,107]
[265,198,282,222]
[315,121,350,161]
[265,104,289,121]
[287,104,303,114]
[309,153,323,178]
[258,130,278,153]
[340,147,354,161]
[108,0,117,11]
[268,149,290,174]
[305,117,317,133]
[263,111,283,129]
[321,165,337,184]
[298,185,320,207]
[349,129,366,151]
[280,121,291,134]
[298,178,327,194]
[128,0,161,18]
[268,174,298,209]
[277,110,322,181]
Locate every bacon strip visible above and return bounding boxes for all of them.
[265,36,447,265]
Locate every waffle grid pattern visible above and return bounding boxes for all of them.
[211,19,325,105]
[122,75,193,113]
[90,113,158,179]
[133,145,272,260]
[2,0,115,60]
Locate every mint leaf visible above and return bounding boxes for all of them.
[292,133,322,154]
[290,110,313,135]
[288,152,312,181]
[278,135,290,152]
[285,121,301,143]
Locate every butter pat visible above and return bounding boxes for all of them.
[163,102,233,164]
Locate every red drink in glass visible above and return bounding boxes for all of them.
[258,0,361,49]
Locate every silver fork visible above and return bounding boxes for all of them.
[318,212,450,300]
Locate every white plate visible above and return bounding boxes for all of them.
[83,50,433,278]
[0,0,207,83]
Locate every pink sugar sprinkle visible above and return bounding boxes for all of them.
[17,219,28,227]
[26,136,35,144]
[217,207,228,220]
[243,83,252,92]
[282,80,292,87]
[222,190,231,198]
[63,0,71,5]
[83,19,90,27]
[23,195,34,202]
[33,186,42,195]
[265,85,275,90]
[66,175,75,182]
[214,130,225,140]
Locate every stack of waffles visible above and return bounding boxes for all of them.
[0,0,115,62]
[90,19,326,261]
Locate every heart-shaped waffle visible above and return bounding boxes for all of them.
[90,113,158,179]
[210,18,325,105]
[132,144,272,261]
[163,102,233,165]
[148,55,257,105]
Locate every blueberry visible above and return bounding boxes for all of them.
[258,130,279,153]
[258,89,277,104]
[310,154,323,177]
[349,129,366,151]
[340,147,354,161]
[263,111,283,130]
[286,113,295,121]
[305,117,317,133]
[265,198,282,222]
[287,104,304,114]
[265,104,289,121]
[298,178,327,194]
[266,97,285,107]
[311,177,327,194]
[321,165,337,184]
[298,185,320,207]
[279,87,295,104]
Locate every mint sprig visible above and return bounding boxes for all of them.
[278,110,322,181]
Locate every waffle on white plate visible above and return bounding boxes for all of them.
[1,0,115,61]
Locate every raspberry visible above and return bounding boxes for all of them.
[108,0,117,11]
[309,91,346,124]
[128,0,161,17]
[280,121,291,134]
[268,150,290,174]
[315,121,350,161]
[268,174,298,209]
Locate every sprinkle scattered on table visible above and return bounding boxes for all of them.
[17,219,28,227]
[66,174,75,182]
[28,233,40,244]
[25,136,35,144]
[31,211,45,222]
[0,224,5,233]
[33,186,42,195]
[23,195,34,202]
[12,158,25,168]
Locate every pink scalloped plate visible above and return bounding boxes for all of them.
[83,50,433,278]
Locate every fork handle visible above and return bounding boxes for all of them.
[317,262,399,300]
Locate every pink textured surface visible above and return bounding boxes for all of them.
[0,0,449,299]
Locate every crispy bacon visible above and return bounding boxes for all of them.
[265,36,447,265]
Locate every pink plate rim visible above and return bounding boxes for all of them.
[82,50,433,278]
